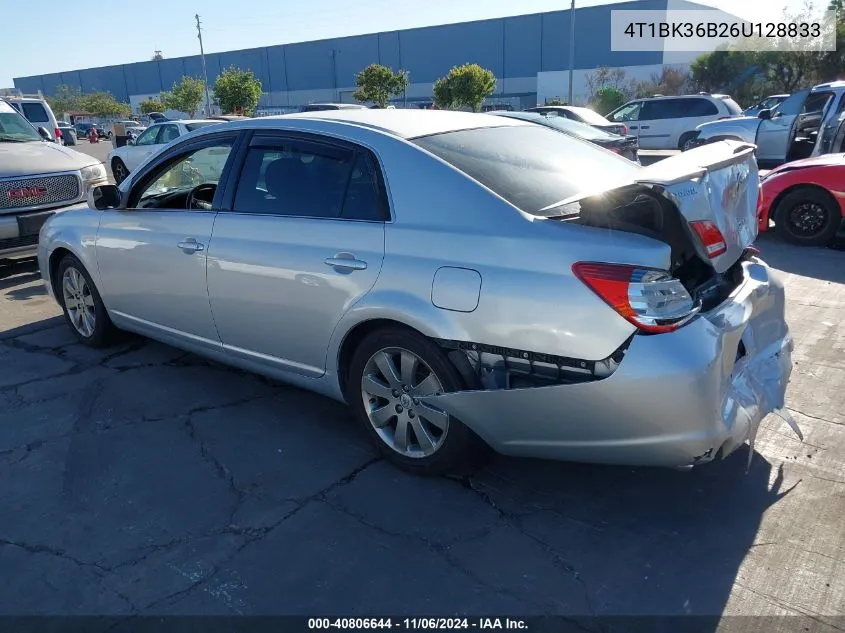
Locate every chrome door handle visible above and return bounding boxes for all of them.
[178,238,204,253]
[324,253,367,271]
[640,125,650,129]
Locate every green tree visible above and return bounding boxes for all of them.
[78,92,131,117]
[46,84,82,115]
[161,76,205,117]
[212,66,263,115]
[432,63,497,112]
[352,64,409,108]
[139,98,164,114]
[592,87,625,115]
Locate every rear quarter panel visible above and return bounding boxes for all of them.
[326,134,673,372]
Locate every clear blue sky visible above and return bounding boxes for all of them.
[0,0,805,88]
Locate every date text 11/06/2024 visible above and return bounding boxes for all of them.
[623,21,823,38]
[307,618,528,630]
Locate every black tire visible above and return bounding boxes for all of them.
[346,327,485,476]
[56,254,118,348]
[112,158,129,185]
[773,187,841,247]
[678,132,698,151]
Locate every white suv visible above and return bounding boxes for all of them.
[2,91,61,144]
[606,93,743,150]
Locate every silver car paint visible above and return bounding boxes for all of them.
[39,111,793,467]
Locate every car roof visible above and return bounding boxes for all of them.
[225,109,528,139]
[812,81,845,91]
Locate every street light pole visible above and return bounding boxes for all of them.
[568,0,575,104]
[196,14,213,116]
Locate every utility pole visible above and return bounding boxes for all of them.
[196,14,213,116]
[568,0,575,104]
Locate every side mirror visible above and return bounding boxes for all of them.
[758,109,772,120]
[88,184,121,210]
[37,126,54,141]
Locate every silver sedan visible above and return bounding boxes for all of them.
[38,110,797,475]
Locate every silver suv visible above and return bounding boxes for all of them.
[606,93,743,150]
[0,99,108,260]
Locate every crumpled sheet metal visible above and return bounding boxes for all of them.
[721,334,801,471]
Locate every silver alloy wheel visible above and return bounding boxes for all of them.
[361,346,450,458]
[62,267,96,338]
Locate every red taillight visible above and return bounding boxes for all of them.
[572,262,698,333]
[689,220,728,258]
[54,127,62,141]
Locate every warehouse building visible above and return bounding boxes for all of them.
[14,0,709,114]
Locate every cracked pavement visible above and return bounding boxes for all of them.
[0,235,843,627]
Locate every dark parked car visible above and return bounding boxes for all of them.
[57,121,76,145]
[489,111,640,162]
[526,105,629,136]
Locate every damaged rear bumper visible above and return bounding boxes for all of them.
[421,257,793,468]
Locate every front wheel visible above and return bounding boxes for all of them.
[773,188,841,247]
[347,328,484,476]
[57,255,118,347]
[112,158,129,185]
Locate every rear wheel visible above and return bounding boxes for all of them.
[347,327,483,476]
[678,132,698,151]
[112,158,129,185]
[774,188,841,247]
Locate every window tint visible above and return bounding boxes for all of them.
[158,124,180,144]
[640,99,685,120]
[609,102,641,122]
[685,98,719,117]
[134,142,233,209]
[20,102,50,123]
[802,92,833,114]
[341,153,387,221]
[567,107,610,125]
[134,126,161,146]
[412,125,641,217]
[233,140,353,218]
[774,91,809,116]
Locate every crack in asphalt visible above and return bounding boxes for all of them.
[450,473,598,618]
[787,407,843,427]
[0,538,108,572]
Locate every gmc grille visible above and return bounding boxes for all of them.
[0,174,80,211]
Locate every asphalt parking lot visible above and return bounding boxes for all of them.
[0,143,843,628]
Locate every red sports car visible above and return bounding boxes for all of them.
[758,154,845,246]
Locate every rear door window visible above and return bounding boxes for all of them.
[640,99,683,120]
[685,99,719,117]
[20,102,50,123]
[232,136,388,221]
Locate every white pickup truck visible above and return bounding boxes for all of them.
[0,99,108,260]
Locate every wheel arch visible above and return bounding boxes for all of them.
[330,297,475,397]
[48,244,105,307]
[769,182,839,223]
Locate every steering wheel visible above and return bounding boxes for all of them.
[186,183,217,210]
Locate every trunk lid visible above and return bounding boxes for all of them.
[634,140,759,274]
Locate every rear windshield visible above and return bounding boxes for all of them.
[21,102,50,122]
[412,125,641,217]
[567,107,610,125]
[721,98,743,115]
[536,114,617,140]
[185,121,221,131]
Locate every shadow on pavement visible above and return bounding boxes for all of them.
[470,450,794,619]
[756,234,845,284]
